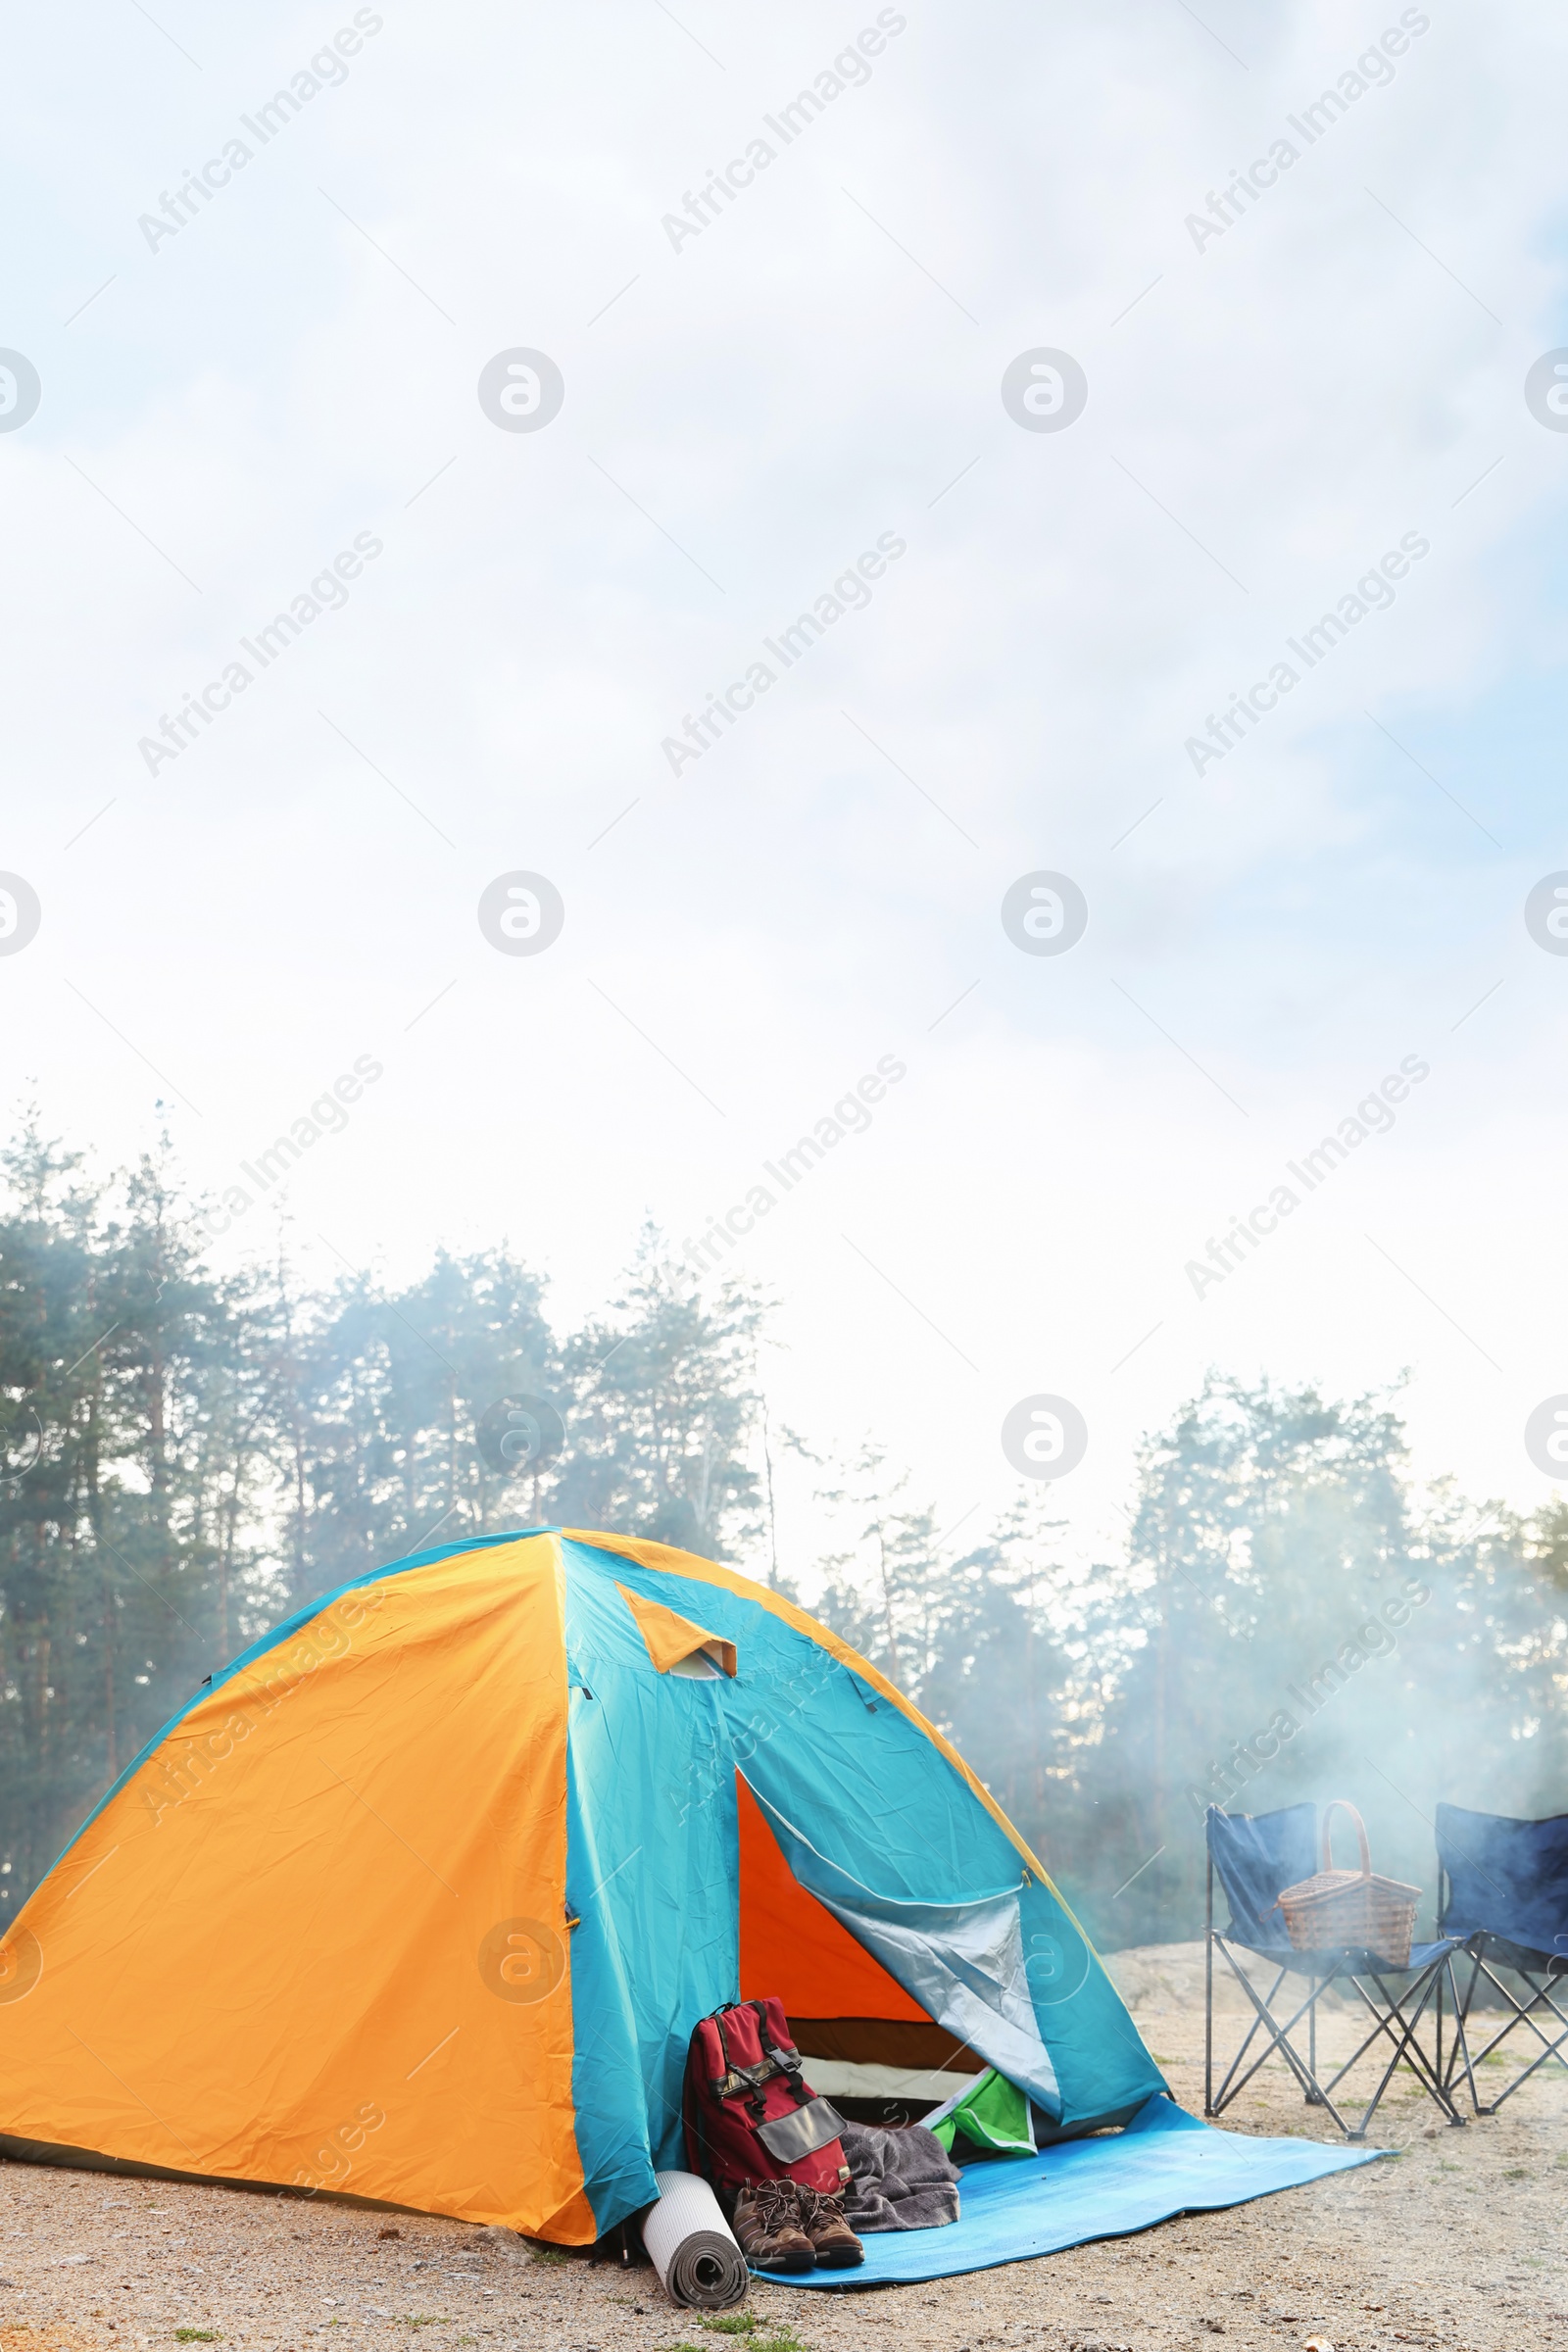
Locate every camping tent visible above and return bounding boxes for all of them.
[0,1527,1163,2239]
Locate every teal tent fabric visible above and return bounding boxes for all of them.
[557,1537,1165,2236]
[766,2095,1389,2284]
[562,1544,741,2220]
[753,1792,1063,2116]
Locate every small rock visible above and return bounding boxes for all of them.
[481,2224,531,2263]
[376,2228,402,2242]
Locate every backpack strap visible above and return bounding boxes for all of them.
[710,2002,773,2116]
[749,1999,811,2108]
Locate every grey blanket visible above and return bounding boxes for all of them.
[840,2119,961,2232]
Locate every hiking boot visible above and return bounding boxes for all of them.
[730,2179,816,2273]
[796,2185,864,2269]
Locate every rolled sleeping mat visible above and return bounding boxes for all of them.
[642,2168,749,2309]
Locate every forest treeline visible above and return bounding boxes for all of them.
[2,1121,1564,1946]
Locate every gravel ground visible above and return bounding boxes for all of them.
[3,1948,1564,2352]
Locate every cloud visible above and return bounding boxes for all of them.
[5,0,1567,1549]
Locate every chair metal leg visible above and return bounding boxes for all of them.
[1340,1962,1462,2136]
[1428,1957,1468,2124]
[1212,1862,1222,2126]
[1458,1961,1568,2113]
[1210,1947,1291,2111]
[1318,2005,1402,2100]
[1478,2011,1568,2110]
[1444,1946,1484,2113]
[1208,1941,1351,2133]
[1316,1972,1456,2117]
[1210,1952,1287,2101]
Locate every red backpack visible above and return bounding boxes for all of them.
[682,1997,850,2202]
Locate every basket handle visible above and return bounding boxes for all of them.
[1320,1799,1372,1881]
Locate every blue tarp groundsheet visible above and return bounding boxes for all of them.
[762,2095,1388,2286]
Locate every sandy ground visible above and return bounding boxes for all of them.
[2,1945,1564,2352]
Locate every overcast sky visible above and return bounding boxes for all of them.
[5,0,1567,1573]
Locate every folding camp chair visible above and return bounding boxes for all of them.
[1435,1802,1568,2116]
[1204,1802,1463,2138]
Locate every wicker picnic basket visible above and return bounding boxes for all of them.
[1275,1800,1421,1968]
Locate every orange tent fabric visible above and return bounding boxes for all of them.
[0,1526,1162,2239]
[0,1534,590,2236]
[615,1583,738,1678]
[737,1775,926,2021]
